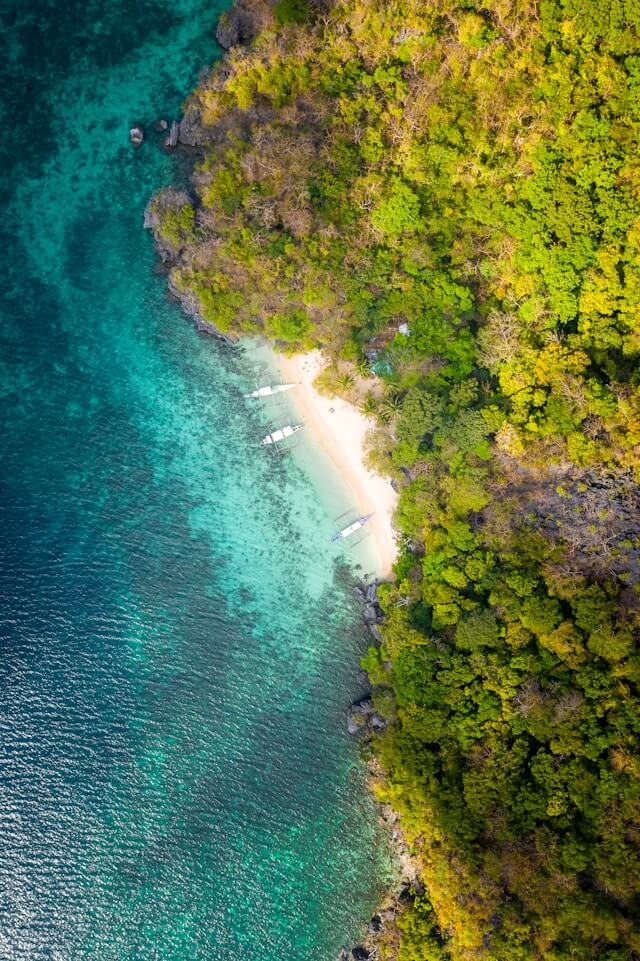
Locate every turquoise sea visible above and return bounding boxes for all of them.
[0,2,391,958]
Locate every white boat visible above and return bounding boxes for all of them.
[261,424,304,446]
[244,383,297,399]
[331,514,373,543]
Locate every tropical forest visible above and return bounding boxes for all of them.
[149,0,640,957]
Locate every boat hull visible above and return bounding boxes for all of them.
[244,383,297,399]
[261,424,304,446]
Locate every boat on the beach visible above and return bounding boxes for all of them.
[331,514,373,542]
[244,383,297,399]
[261,424,304,446]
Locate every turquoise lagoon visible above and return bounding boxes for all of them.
[0,2,391,959]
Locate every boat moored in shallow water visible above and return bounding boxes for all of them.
[244,383,297,399]
[331,514,373,542]
[261,423,304,446]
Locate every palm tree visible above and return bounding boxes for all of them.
[354,356,372,379]
[359,392,379,418]
[336,371,356,396]
[379,389,403,422]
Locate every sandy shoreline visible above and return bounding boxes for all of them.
[280,351,398,578]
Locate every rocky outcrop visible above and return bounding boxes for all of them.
[144,190,234,342]
[129,124,144,145]
[347,697,387,737]
[165,120,179,148]
[341,580,424,961]
[355,579,385,633]
[143,188,192,259]
[215,0,274,49]
[335,765,423,961]
[177,104,203,146]
[166,274,234,342]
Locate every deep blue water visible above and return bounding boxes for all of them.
[0,3,390,958]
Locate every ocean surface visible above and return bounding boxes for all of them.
[0,2,392,959]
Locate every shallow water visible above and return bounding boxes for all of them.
[0,3,391,959]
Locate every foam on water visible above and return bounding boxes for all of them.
[0,2,393,959]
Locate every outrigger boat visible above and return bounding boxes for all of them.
[244,383,297,399]
[331,514,373,542]
[261,424,304,446]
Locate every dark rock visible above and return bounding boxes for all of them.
[346,697,372,736]
[352,947,370,961]
[398,883,414,904]
[370,713,388,732]
[363,602,384,624]
[347,696,388,737]
[363,603,377,623]
[366,580,379,604]
[350,697,374,716]
[129,124,144,145]
[167,273,232,341]
[380,803,399,824]
[216,5,259,49]
[143,188,191,248]
[368,914,382,934]
[178,106,202,146]
[165,120,179,148]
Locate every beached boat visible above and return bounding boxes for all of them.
[331,514,373,542]
[244,383,297,399]
[261,424,304,446]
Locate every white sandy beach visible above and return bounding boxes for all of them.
[281,351,398,578]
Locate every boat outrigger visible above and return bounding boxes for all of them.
[244,383,297,399]
[331,514,373,542]
[261,424,304,447]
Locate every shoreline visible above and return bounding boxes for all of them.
[280,351,398,580]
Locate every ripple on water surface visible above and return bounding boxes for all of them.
[0,1,393,959]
